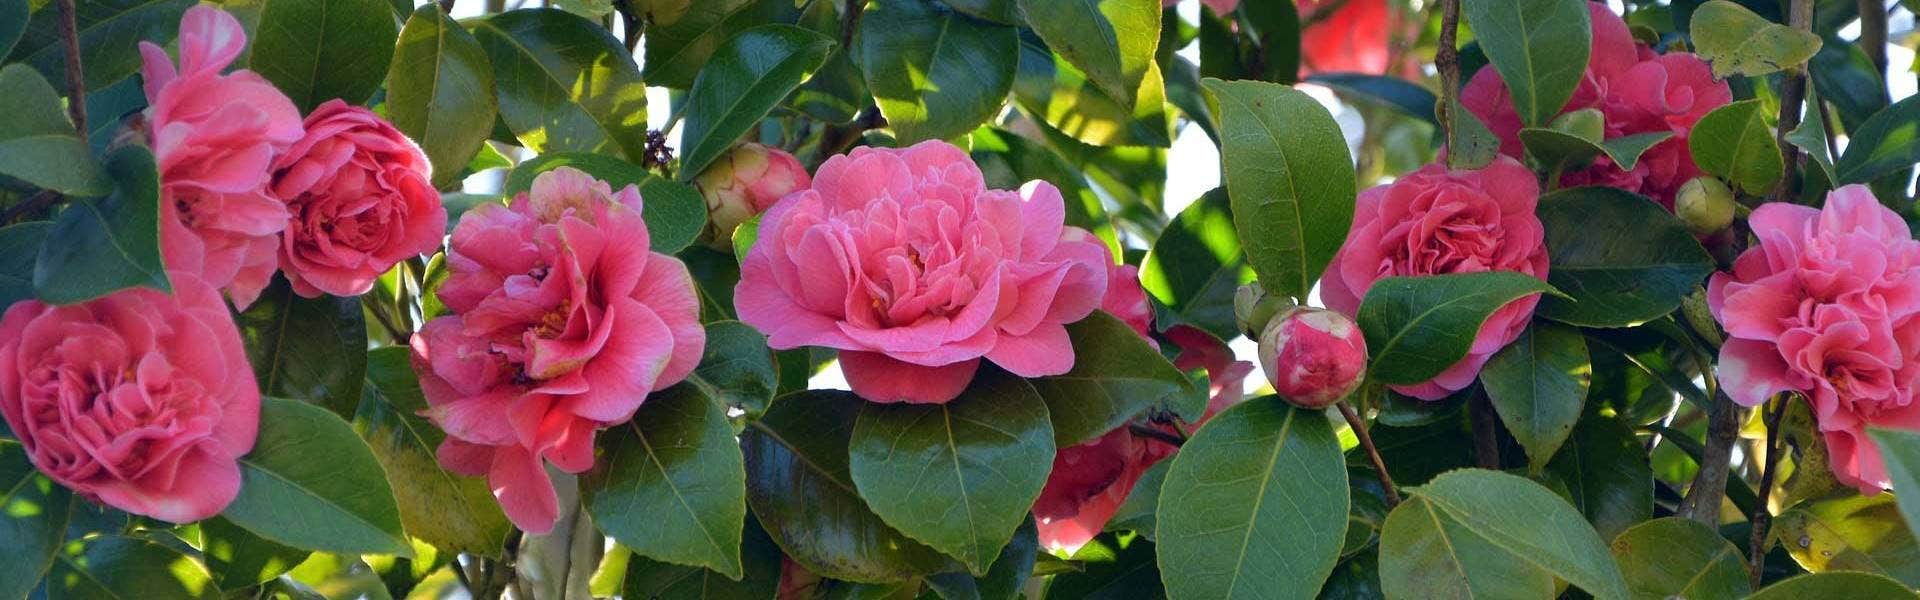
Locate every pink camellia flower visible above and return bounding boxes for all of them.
[1461,2,1729,207]
[411,167,706,533]
[1321,156,1549,400]
[1298,0,1390,76]
[270,100,446,298]
[0,271,259,523]
[1257,307,1367,409]
[695,143,812,250]
[734,141,1110,404]
[140,5,305,308]
[1708,185,1920,492]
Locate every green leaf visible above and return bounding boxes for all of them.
[1689,0,1822,79]
[742,390,959,582]
[1545,414,1652,542]
[1306,73,1439,126]
[1047,534,1165,599]
[1379,469,1630,600]
[1357,272,1560,386]
[1202,78,1355,303]
[1140,188,1253,341]
[1600,132,1679,172]
[1461,0,1592,127]
[0,0,26,57]
[1835,94,1920,185]
[1609,517,1749,600]
[1480,322,1590,472]
[1786,89,1838,184]
[42,536,219,600]
[10,0,195,90]
[946,0,1017,24]
[475,8,650,159]
[686,321,779,419]
[679,24,835,181]
[0,64,109,196]
[1155,398,1349,600]
[1018,0,1159,111]
[859,0,1019,144]
[236,278,368,419]
[0,440,71,600]
[1871,427,1920,542]
[585,384,748,579]
[1534,187,1714,327]
[1747,572,1914,599]
[503,152,709,254]
[849,371,1055,575]
[0,222,48,309]
[622,516,784,600]
[1013,34,1172,148]
[248,0,397,111]
[1520,129,1674,175]
[1772,493,1920,585]
[968,126,1117,254]
[1107,459,1169,539]
[1688,99,1783,194]
[1445,98,1503,170]
[193,516,312,589]
[386,4,499,190]
[1031,311,1190,447]
[32,144,167,305]
[642,0,793,89]
[223,398,411,557]
[353,347,510,557]
[924,518,1038,600]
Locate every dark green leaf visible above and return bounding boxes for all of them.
[1835,94,1920,185]
[1535,186,1714,327]
[742,391,959,582]
[223,398,411,557]
[503,152,709,253]
[1357,272,1560,386]
[687,321,779,419]
[1772,493,1920,585]
[1018,0,1157,112]
[1107,459,1169,540]
[10,0,195,90]
[585,384,748,579]
[1140,188,1252,341]
[1013,34,1171,148]
[1746,572,1914,599]
[0,440,71,600]
[679,24,835,180]
[1031,311,1189,447]
[849,371,1055,575]
[1688,99,1783,194]
[925,519,1038,600]
[475,9,649,159]
[642,0,794,89]
[859,0,1018,144]
[1305,73,1438,126]
[236,278,368,419]
[1808,40,1888,133]
[1480,322,1590,472]
[1046,534,1165,600]
[946,0,1017,23]
[249,0,397,111]
[354,347,510,557]
[1520,129,1674,175]
[32,144,167,304]
[623,516,784,600]
[1461,0,1592,126]
[1203,78,1354,303]
[0,0,25,57]
[1445,98,1502,170]
[42,535,218,600]
[1378,469,1630,600]
[0,222,49,309]
[387,4,499,190]
[0,64,109,196]
[1871,427,1920,542]
[193,516,311,589]
[1545,415,1652,542]
[1609,517,1748,600]
[1689,0,1822,78]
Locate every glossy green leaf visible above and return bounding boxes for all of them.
[1140,188,1253,341]
[1480,322,1590,472]
[642,0,794,89]
[1031,311,1189,447]
[925,519,1038,600]
[1520,129,1674,175]
[0,440,70,600]
[0,64,109,196]
[354,347,510,557]
[1689,0,1822,78]
[1535,186,1715,328]
[1357,272,1560,386]
[43,536,218,600]
[1445,98,1502,170]
[849,371,1055,575]
[859,0,1019,144]
[742,391,958,583]
[1786,89,1838,183]
[249,0,397,111]
[223,398,411,557]
[1461,0,1592,126]
[1835,94,1920,185]
[679,24,835,181]
[1609,517,1748,600]
[236,278,368,419]
[193,516,312,589]
[1871,427,1920,543]
[0,222,47,310]
[1306,73,1439,126]
[10,0,194,90]
[1546,415,1653,542]
[1107,459,1169,539]
[0,0,25,58]
[475,8,649,159]
[586,384,747,579]
[1379,469,1630,600]
[1746,572,1914,599]
[387,4,499,190]
[946,0,1017,23]
[1018,0,1158,112]
[1689,99,1783,194]
[32,144,167,305]
[1772,493,1920,585]
[686,321,779,419]
[1203,78,1354,303]
[503,152,708,254]
[622,516,784,600]
[1809,40,1888,133]
[1156,398,1348,600]
[1013,34,1171,148]
[1047,534,1165,599]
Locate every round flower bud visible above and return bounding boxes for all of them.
[694,143,812,250]
[1675,176,1735,235]
[1233,283,1292,338]
[1549,108,1606,143]
[1257,307,1367,409]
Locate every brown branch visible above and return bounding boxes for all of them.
[1130,423,1186,449]
[55,0,86,135]
[1679,390,1739,526]
[1339,402,1401,507]
[439,0,457,14]
[1771,0,1813,202]
[612,0,641,52]
[1859,0,1888,79]
[840,0,862,52]
[1434,0,1463,165]
[1749,396,1790,590]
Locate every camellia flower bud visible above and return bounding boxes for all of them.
[1257,307,1367,409]
[1233,283,1292,338]
[695,143,811,250]
[1549,108,1606,143]
[1675,176,1735,235]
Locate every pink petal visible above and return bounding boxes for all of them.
[987,323,1075,377]
[839,351,980,404]
[489,445,561,535]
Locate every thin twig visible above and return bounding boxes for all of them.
[1817,97,1840,164]
[1771,0,1814,202]
[612,0,642,52]
[363,295,410,345]
[55,0,86,135]
[1434,0,1463,165]
[439,0,457,14]
[0,190,61,224]
[1859,0,1888,79]
[451,555,477,596]
[1130,423,1186,448]
[1749,396,1790,589]
[840,0,862,51]
[1679,389,1739,526]
[1339,402,1401,507]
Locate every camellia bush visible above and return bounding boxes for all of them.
[9,0,1920,598]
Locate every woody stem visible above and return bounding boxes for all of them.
[1339,401,1400,507]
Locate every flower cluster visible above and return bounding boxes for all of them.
[1462,3,1730,208]
[412,167,706,533]
[1709,186,1920,491]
